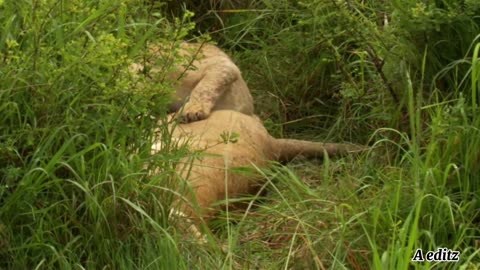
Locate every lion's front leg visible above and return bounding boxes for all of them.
[181,63,239,122]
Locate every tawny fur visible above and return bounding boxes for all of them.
[151,110,362,227]
[131,42,254,122]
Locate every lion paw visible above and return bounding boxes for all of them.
[181,102,211,123]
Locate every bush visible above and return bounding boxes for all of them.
[0,0,196,268]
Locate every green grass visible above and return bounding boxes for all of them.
[1,0,480,269]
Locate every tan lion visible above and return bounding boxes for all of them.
[131,42,254,122]
[151,110,363,239]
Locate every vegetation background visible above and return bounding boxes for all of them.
[1,0,479,269]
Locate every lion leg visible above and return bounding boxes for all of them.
[181,62,240,122]
[169,208,207,243]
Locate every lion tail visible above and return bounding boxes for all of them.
[272,138,365,162]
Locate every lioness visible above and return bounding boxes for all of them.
[131,42,254,122]
[151,110,362,238]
